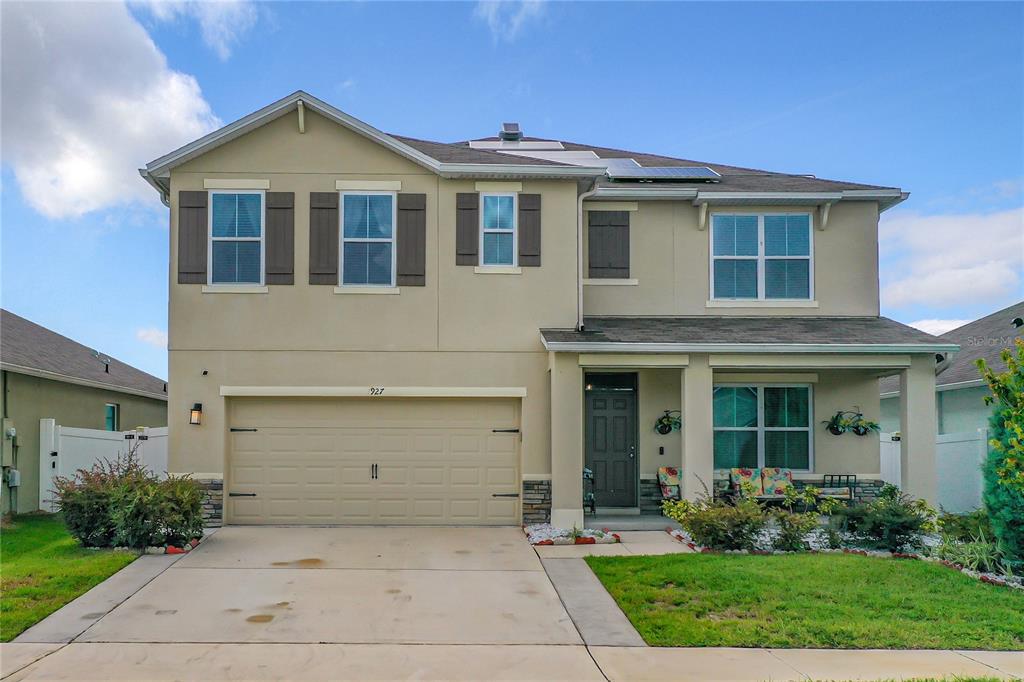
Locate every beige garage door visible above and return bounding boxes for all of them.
[227,397,521,525]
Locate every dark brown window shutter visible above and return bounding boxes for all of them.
[309,192,339,285]
[396,193,426,286]
[455,192,479,266]
[265,192,294,285]
[588,210,630,278]
[518,194,541,266]
[178,191,208,284]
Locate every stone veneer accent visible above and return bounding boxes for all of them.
[522,479,551,525]
[714,476,887,504]
[640,478,663,515]
[196,478,224,527]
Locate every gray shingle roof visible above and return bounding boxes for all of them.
[390,135,571,166]
[0,310,167,399]
[463,137,897,193]
[880,301,1024,394]
[541,316,954,349]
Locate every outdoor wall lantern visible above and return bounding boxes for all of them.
[189,403,203,425]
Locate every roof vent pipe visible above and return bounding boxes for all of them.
[499,122,522,141]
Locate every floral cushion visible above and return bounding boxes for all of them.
[730,468,763,496]
[760,467,794,495]
[658,466,681,500]
[820,486,852,499]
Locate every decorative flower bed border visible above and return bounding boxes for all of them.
[665,528,1023,590]
[524,524,621,546]
[142,537,203,555]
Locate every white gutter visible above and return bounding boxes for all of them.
[540,340,961,354]
[576,183,599,330]
[882,377,987,398]
[589,188,909,212]
[1,363,168,401]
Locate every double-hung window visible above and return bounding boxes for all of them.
[341,192,396,286]
[711,213,812,300]
[713,385,813,470]
[210,191,264,285]
[480,193,516,266]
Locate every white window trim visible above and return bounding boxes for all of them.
[339,191,397,288]
[709,212,814,301]
[479,192,518,267]
[712,383,814,472]
[208,189,265,287]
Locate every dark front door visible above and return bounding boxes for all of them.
[585,375,637,507]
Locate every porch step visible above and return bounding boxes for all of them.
[594,507,640,516]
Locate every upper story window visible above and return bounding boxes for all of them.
[341,192,396,286]
[210,191,264,285]
[480,193,517,266]
[712,385,812,471]
[711,213,812,300]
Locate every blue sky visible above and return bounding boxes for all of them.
[2,1,1022,379]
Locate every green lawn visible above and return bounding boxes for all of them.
[585,553,1024,650]
[1,514,137,642]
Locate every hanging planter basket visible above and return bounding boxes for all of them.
[655,410,682,434]
[822,409,881,437]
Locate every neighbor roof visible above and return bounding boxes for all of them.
[541,316,957,353]
[880,301,1024,394]
[0,310,167,400]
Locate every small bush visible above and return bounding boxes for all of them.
[665,496,768,551]
[53,453,204,549]
[839,487,937,552]
[935,531,1002,574]
[772,509,818,552]
[939,509,993,543]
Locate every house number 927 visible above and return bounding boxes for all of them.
[369,387,385,396]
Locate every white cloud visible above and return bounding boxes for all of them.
[135,327,168,348]
[880,207,1024,308]
[474,1,546,43]
[135,0,258,61]
[0,2,220,219]
[908,319,971,336]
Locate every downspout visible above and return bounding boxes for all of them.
[576,181,599,331]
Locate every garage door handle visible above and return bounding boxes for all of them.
[230,428,258,432]
[492,429,520,433]
[492,493,520,498]
[228,492,257,497]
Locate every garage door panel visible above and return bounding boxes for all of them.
[228,398,520,525]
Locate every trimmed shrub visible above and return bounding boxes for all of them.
[772,509,818,552]
[665,496,768,551]
[983,408,1024,567]
[53,453,204,549]
[839,486,936,552]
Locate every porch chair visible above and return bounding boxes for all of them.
[658,466,681,502]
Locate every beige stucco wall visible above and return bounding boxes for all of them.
[167,109,578,478]
[1,371,168,513]
[582,200,880,317]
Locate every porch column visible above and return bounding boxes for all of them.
[682,354,714,501]
[899,354,938,502]
[550,352,584,528]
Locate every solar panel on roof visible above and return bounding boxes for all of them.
[605,165,720,181]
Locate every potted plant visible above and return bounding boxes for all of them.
[655,410,682,434]
[823,411,849,435]
[822,409,881,436]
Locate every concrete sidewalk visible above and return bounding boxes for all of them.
[3,642,1020,680]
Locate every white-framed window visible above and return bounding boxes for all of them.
[340,192,396,286]
[712,384,813,471]
[209,190,264,285]
[480,193,517,266]
[711,213,812,300]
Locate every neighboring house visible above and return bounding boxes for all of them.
[0,310,168,514]
[880,301,1024,434]
[140,91,954,529]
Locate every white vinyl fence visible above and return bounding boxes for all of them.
[879,429,988,513]
[38,419,168,512]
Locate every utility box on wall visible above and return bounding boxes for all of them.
[2,418,15,468]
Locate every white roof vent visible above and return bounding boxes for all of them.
[499,122,522,141]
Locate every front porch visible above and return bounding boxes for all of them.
[542,317,956,529]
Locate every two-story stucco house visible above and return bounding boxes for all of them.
[140,91,955,529]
